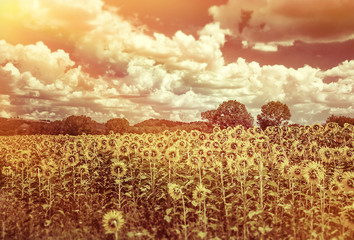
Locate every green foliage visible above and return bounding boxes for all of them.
[201,100,254,129]
[0,124,353,239]
[257,101,291,130]
[326,114,354,127]
[105,118,130,134]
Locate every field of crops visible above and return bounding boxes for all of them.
[0,123,353,240]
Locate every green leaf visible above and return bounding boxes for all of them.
[267,181,278,188]
[166,208,173,215]
[164,215,171,223]
[248,209,263,219]
[42,204,51,210]
[197,231,208,239]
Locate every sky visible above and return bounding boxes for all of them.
[0,0,353,125]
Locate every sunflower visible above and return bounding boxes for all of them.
[272,144,284,153]
[111,162,127,179]
[186,155,200,170]
[78,164,89,175]
[319,147,334,163]
[341,127,352,137]
[165,147,180,162]
[211,140,220,150]
[340,202,354,229]
[149,147,160,159]
[274,153,289,166]
[20,150,31,160]
[343,147,353,161]
[43,166,55,179]
[1,166,13,176]
[303,162,325,185]
[294,141,305,156]
[237,154,251,170]
[213,127,221,134]
[168,183,183,201]
[198,132,207,141]
[273,126,283,135]
[108,138,117,149]
[85,150,95,161]
[311,123,323,133]
[234,125,245,137]
[281,164,291,177]
[16,158,27,171]
[142,148,150,159]
[325,122,339,132]
[192,184,211,204]
[102,210,125,234]
[309,143,319,156]
[341,171,354,192]
[119,145,129,156]
[227,158,238,174]
[226,152,237,161]
[246,146,255,158]
[156,141,166,152]
[289,165,303,180]
[129,142,139,153]
[225,140,238,152]
[31,164,44,178]
[65,153,79,167]
[176,139,189,149]
[328,179,342,194]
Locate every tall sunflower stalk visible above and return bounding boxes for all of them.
[218,161,230,239]
[168,183,188,240]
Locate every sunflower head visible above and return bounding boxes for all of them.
[192,184,210,203]
[43,166,55,179]
[312,123,323,133]
[16,159,27,170]
[303,162,325,185]
[168,183,183,201]
[102,210,125,234]
[111,161,127,179]
[343,147,353,161]
[275,153,289,166]
[1,166,13,176]
[281,164,291,177]
[66,154,79,167]
[341,171,354,192]
[325,122,339,132]
[165,147,179,162]
[328,179,342,195]
[290,165,303,179]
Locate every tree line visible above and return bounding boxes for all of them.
[0,100,352,136]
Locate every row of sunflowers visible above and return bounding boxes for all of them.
[0,122,353,239]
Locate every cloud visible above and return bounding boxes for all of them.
[0,0,352,126]
[210,0,354,45]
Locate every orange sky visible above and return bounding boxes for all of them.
[0,0,353,124]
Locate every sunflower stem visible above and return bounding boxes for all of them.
[220,164,230,239]
[182,195,187,240]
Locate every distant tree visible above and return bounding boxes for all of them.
[201,100,254,129]
[61,115,97,135]
[105,118,130,134]
[45,120,64,135]
[257,101,291,130]
[326,115,354,127]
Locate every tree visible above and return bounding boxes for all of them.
[325,115,354,127]
[201,100,254,129]
[61,115,98,135]
[105,118,130,134]
[257,101,291,130]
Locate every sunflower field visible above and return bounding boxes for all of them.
[0,122,353,239]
